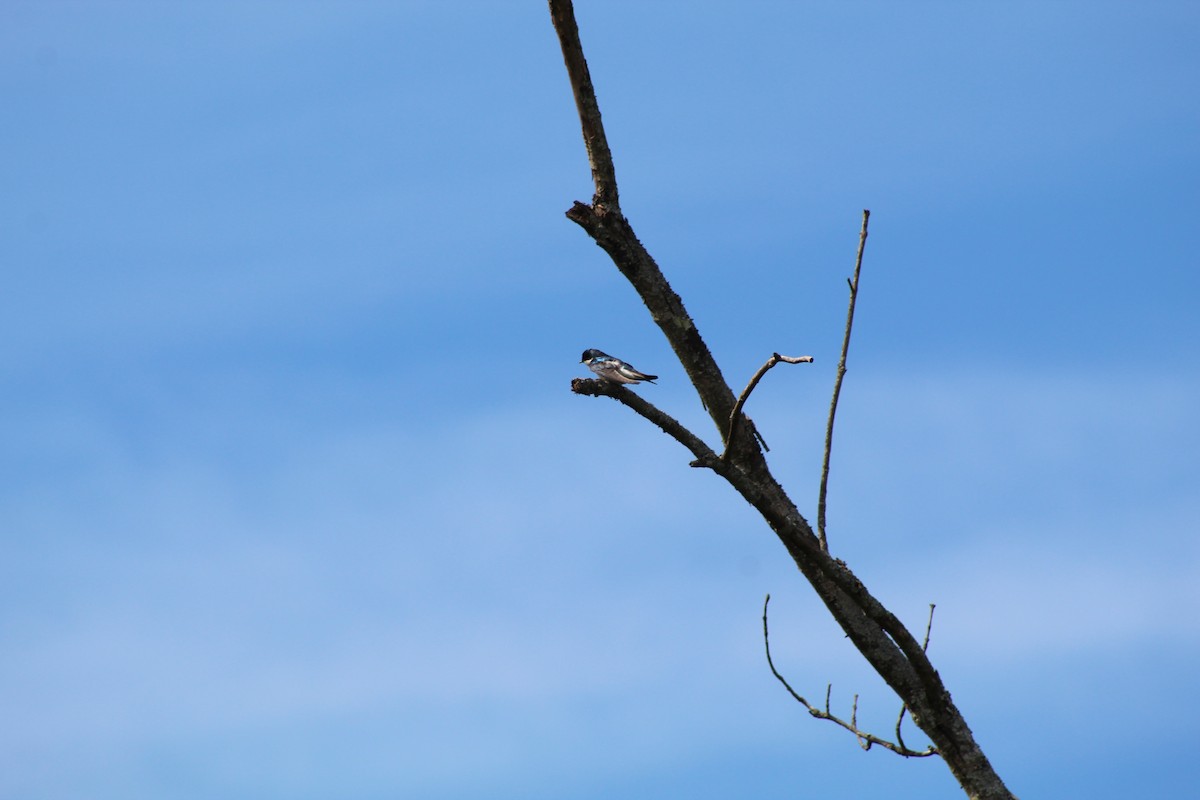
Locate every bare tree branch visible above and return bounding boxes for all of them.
[895,603,938,753]
[762,595,937,758]
[547,0,619,211]
[570,378,718,465]
[724,353,814,458]
[549,2,1014,797]
[550,9,754,456]
[817,210,870,551]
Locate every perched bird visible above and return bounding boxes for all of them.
[580,348,658,385]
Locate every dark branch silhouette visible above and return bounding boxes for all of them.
[550,2,1015,797]
[724,353,814,459]
[762,595,937,758]
[818,210,870,551]
[894,603,939,754]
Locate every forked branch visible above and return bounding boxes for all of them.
[762,594,937,758]
[895,604,938,753]
[550,2,1014,796]
[724,353,814,458]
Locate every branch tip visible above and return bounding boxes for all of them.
[724,352,814,458]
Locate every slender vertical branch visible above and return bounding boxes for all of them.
[817,210,870,551]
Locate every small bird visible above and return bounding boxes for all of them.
[580,348,658,385]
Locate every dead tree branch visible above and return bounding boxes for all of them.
[724,353,814,458]
[547,0,618,211]
[570,378,719,464]
[762,595,937,758]
[817,210,870,551]
[895,603,938,753]
[550,10,749,455]
[549,2,1014,797]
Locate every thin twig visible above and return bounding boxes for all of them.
[852,694,864,749]
[724,353,814,457]
[761,593,817,708]
[922,604,936,650]
[895,604,937,752]
[817,210,871,551]
[762,594,938,758]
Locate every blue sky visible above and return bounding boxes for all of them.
[2,2,1198,798]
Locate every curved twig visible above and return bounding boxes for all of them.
[895,603,937,752]
[763,595,938,758]
[724,353,814,457]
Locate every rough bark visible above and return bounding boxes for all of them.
[550,2,1017,798]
